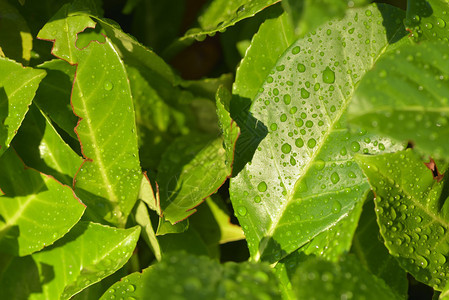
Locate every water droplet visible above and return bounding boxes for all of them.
[270,123,278,131]
[330,172,340,184]
[295,138,304,148]
[258,181,267,192]
[365,10,372,16]
[332,200,342,213]
[292,46,301,54]
[315,160,325,170]
[127,284,136,292]
[307,138,317,148]
[424,22,433,29]
[280,114,287,122]
[281,143,292,154]
[305,120,313,128]
[437,18,446,28]
[348,171,356,178]
[104,81,114,91]
[290,156,296,166]
[284,94,291,105]
[416,255,429,268]
[237,206,247,216]
[350,141,360,152]
[276,65,285,71]
[254,195,262,203]
[301,88,310,98]
[322,67,335,84]
[297,63,306,72]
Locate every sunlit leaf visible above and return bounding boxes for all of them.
[38,4,142,226]
[230,4,407,263]
[356,149,449,290]
[0,148,85,256]
[0,56,46,157]
[349,40,449,161]
[0,222,140,299]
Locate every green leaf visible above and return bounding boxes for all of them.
[164,0,280,58]
[0,222,140,299]
[0,56,46,156]
[0,0,33,64]
[157,134,230,223]
[38,6,142,226]
[282,0,370,37]
[356,149,449,290]
[0,148,85,256]
[292,255,401,299]
[99,270,147,300]
[105,252,281,299]
[233,8,295,101]
[12,104,83,186]
[230,4,407,263]
[34,59,78,139]
[348,40,449,161]
[134,200,162,261]
[274,198,364,299]
[405,0,449,42]
[351,199,408,299]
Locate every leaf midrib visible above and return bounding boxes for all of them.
[254,16,406,261]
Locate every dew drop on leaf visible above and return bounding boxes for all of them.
[237,206,247,216]
[292,46,301,55]
[295,138,304,148]
[297,63,306,72]
[301,88,310,98]
[322,67,335,84]
[350,141,361,152]
[281,143,292,154]
[127,284,136,292]
[315,160,325,170]
[258,181,267,192]
[436,18,446,28]
[254,195,262,203]
[330,172,340,184]
[104,81,114,91]
[332,200,342,213]
[307,138,317,148]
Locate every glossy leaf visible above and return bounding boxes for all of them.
[349,41,449,161]
[233,8,295,101]
[157,134,229,224]
[282,0,370,37]
[405,0,449,42]
[0,148,85,256]
[135,200,162,261]
[12,104,83,186]
[351,199,408,299]
[274,198,364,299]
[356,149,449,290]
[0,0,32,64]
[34,59,78,139]
[38,5,142,226]
[0,222,140,299]
[99,270,147,300]
[292,255,401,299]
[0,57,46,156]
[164,0,280,57]
[230,4,407,263]
[108,252,281,299]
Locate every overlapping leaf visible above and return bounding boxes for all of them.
[0,57,45,156]
[351,200,408,299]
[0,148,85,256]
[356,149,449,290]
[405,0,449,42]
[12,105,83,185]
[349,41,449,160]
[230,4,407,263]
[0,222,140,299]
[38,4,142,226]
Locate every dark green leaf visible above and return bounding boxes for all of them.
[351,199,408,299]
